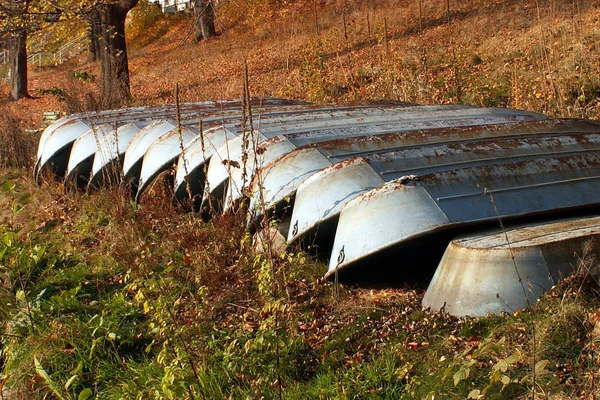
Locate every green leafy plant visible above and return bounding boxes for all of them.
[299,39,329,103]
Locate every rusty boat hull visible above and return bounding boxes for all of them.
[288,119,600,248]
[422,215,600,316]
[205,105,547,214]
[327,152,600,283]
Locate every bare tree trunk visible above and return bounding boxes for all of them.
[8,30,29,101]
[87,18,101,63]
[87,0,138,108]
[194,0,216,42]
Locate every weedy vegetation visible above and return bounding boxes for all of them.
[1,0,600,398]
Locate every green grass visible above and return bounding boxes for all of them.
[2,160,600,399]
[3,0,600,396]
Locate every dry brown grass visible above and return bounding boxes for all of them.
[0,103,42,170]
[123,1,591,116]
[0,0,598,194]
[1,0,591,122]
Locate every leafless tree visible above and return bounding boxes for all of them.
[84,0,139,107]
[0,0,34,100]
[193,0,215,42]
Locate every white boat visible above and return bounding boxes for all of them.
[287,119,600,247]
[204,105,546,214]
[35,98,304,181]
[328,152,600,281]
[422,215,600,316]
[66,124,119,187]
[239,107,548,218]
[173,124,237,207]
[122,120,179,188]
[35,101,219,180]
[89,123,145,188]
[136,127,198,199]
[124,104,351,194]
[173,104,388,207]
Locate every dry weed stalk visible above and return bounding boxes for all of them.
[240,61,251,198]
[241,61,283,400]
[486,189,537,399]
[172,82,197,210]
[198,120,214,215]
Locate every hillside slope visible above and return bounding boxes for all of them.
[125,0,600,121]
[0,1,600,398]
[6,0,600,132]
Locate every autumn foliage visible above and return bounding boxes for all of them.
[0,0,600,398]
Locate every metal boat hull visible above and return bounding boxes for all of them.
[198,104,422,211]
[36,119,92,180]
[172,104,379,203]
[35,98,305,181]
[66,124,119,187]
[422,215,600,316]
[36,101,222,180]
[123,121,178,188]
[89,123,144,188]
[206,105,547,214]
[328,152,600,282]
[289,120,600,247]
[137,128,198,199]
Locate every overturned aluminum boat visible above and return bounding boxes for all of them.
[327,152,600,282]
[174,103,398,206]
[35,98,304,181]
[422,215,600,316]
[287,119,600,247]
[205,105,546,214]
[89,123,145,188]
[248,109,547,226]
[136,127,198,199]
[36,101,222,180]
[96,103,319,191]
[123,120,179,188]
[123,105,317,189]
[127,104,365,195]
[36,117,95,180]
[174,124,237,206]
[66,124,119,187]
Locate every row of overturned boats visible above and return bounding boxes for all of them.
[34,98,600,317]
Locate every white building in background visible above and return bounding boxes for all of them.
[151,0,192,13]
[152,0,221,14]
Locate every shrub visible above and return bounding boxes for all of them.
[0,110,37,169]
[127,0,173,47]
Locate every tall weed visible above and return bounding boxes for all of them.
[0,111,37,169]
